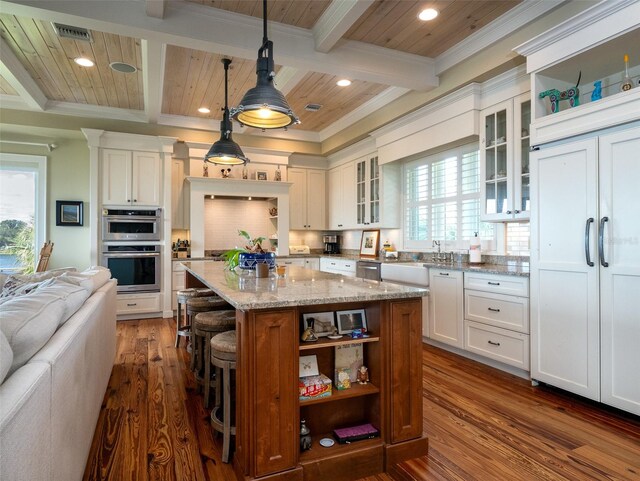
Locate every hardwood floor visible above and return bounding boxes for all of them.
[84,318,640,481]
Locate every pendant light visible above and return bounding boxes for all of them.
[230,0,299,130]
[205,58,250,165]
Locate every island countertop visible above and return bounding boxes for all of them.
[182,260,427,310]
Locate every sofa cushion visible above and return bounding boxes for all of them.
[0,267,78,299]
[0,292,65,376]
[35,278,91,326]
[56,266,111,295]
[0,330,12,384]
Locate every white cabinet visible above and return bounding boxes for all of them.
[480,95,530,221]
[319,257,356,277]
[171,159,187,229]
[289,168,326,230]
[463,272,530,370]
[428,269,464,348]
[117,293,161,316]
[355,154,400,228]
[530,125,640,415]
[102,149,161,207]
[305,258,320,270]
[280,257,320,270]
[171,261,186,311]
[328,163,356,230]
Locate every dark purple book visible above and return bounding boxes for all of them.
[333,423,380,444]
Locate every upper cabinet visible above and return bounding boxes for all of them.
[355,154,400,228]
[328,162,356,230]
[102,149,161,207]
[480,95,530,221]
[289,168,326,230]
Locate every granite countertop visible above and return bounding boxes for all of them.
[422,261,529,277]
[181,261,427,310]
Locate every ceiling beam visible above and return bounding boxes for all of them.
[1,0,438,91]
[141,39,165,123]
[0,36,47,111]
[146,0,166,19]
[313,0,374,53]
[273,66,308,95]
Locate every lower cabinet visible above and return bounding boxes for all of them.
[280,257,319,270]
[171,261,186,311]
[116,293,161,316]
[428,269,464,348]
[319,257,357,277]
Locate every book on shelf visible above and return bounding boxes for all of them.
[335,343,363,383]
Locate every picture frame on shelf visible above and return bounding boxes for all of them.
[299,354,319,378]
[55,200,83,226]
[336,309,367,335]
[256,170,268,181]
[302,312,335,338]
[359,229,379,258]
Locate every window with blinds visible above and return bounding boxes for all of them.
[404,143,495,250]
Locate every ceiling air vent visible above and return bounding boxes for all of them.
[304,103,322,112]
[52,23,93,42]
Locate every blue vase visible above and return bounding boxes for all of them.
[238,252,276,270]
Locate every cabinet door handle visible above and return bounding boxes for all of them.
[127,303,137,307]
[514,210,520,214]
[506,210,512,215]
[338,224,343,227]
[585,217,595,267]
[487,340,501,346]
[488,281,500,286]
[599,216,609,267]
[488,307,501,312]
[133,199,137,202]
[439,272,449,276]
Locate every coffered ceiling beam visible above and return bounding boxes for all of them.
[313,0,374,53]
[141,39,165,123]
[2,0,437,91]
[273,66,308,95]
[0,36,47,111]
[146,0,166,19]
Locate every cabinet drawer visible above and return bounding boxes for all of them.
[464,320,529,370]
[117,294,160,314]
[172,271,186,290]
[464,289,529,333]
[464,272,529,297]
[320,258,356,275]
[280,258,305,267]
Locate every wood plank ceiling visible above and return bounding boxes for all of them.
[0,1,522,133]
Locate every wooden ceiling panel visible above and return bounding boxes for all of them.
[162,45,259,119]
[0,74,18,95]
[345,0,520,58]
[0,14,143,110]
[286,72,388,132]
[185,0,332,30]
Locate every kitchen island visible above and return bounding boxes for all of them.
[183,261,429,481]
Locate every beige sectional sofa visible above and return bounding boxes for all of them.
[0,268,117,481]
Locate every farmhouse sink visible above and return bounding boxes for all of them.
[380,262,429,286]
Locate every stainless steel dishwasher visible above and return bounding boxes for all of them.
[356,260,381,280]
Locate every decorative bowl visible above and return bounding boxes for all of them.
[238,252,276,270]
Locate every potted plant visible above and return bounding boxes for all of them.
[221,230,276,271]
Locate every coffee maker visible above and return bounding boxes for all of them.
[323,235,341,254]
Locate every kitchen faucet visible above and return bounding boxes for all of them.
[432,240,452,263]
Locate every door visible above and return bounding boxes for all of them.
[328,167,342,229]
[102,149,131,205]
[530,138,600,401]
[131,151,161,206]
[306,170,326,229]
[288,168,307,229]
[428,269,463,348]
[599,126,640,415]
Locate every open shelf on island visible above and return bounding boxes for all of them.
[299,335,380,351]
[300,382,379,406]
[299,433,383,463]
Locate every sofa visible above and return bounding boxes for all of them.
[0,267,117,481]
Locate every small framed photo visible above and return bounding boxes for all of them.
[299,355,319,377]
[359,229,379,258]
[256,170,268,181]
[336,309,367,335]
[302,312,335,338]
[56,200,83,226]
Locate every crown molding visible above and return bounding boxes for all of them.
[327,136,376,166]
[435,0,565,75]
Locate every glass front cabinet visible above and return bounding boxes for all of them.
[480,94,531,221]
[356,155,381,226]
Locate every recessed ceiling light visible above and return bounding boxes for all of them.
[198,107,211,114]
[109,61,137,74]
[74,57,94,67]
[336,79,351,87]
[418,8,438,21]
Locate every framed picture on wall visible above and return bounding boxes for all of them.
[55,200,83,226]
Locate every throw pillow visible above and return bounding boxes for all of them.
[57,266,111,295]
[34,278,91,326]
[0,330,13,384]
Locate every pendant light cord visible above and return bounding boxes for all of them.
[222,58,231,137]
[262,0,268,46]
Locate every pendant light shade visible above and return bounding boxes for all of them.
[205,58,249,165]
[230,0,299,130]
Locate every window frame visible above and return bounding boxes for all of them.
[402,143,496,252]
[0,153,48,270]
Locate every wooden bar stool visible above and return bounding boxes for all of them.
[186,296,232,370]
[175,287,214,348]
[193,310,236,408]
[210,330,237,463]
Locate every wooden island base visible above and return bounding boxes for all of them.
[185,265,428,481]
